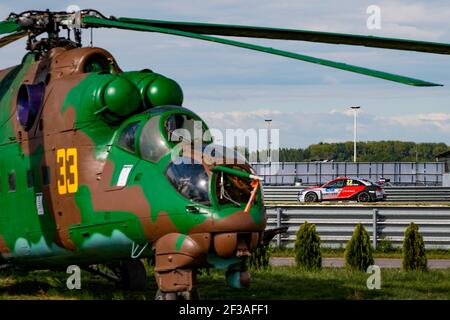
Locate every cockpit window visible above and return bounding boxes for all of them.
[164,113,212,144]
[215,166,253,206]
[84,54,111,73]
[166,158,210,204]
[139,116,170,162]
[118,121,139,153]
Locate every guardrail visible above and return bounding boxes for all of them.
[263,186,450,202]
[266,206,450,249]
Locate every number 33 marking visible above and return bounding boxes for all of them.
[57,148,78,195]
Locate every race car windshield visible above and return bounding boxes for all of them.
[165,157,210,205]
[359,179,375,186]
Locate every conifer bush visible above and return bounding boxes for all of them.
[402,222,427,272]
[294,221,322,271]
[345,223,374,271]
[247,245,273,270]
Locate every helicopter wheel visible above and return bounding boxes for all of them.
[155,288,200,300]
[114,260,147,291]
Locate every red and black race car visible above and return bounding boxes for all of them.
[298,177,386,202]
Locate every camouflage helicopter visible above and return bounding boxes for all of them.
[0,9,448,299]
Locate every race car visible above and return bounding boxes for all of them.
[298,177,386,202]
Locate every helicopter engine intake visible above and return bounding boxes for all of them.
[80,73,141,121]
[120,71,184,109]
[79,71,184,123]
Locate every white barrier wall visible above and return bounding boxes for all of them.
[252,162,445,186]
[443,174,450,187]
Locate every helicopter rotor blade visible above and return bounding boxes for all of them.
[116,17,450,56]
[0,31,27,49]
[0,20,21,35]
[82,16,442,87]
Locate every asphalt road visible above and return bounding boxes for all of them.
[271,257,450,269]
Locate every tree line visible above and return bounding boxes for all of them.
[245,141,448,162]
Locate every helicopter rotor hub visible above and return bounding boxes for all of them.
[6,9,107,52]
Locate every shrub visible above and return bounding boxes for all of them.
[345,223,374,271]
[294,221,322,271]
[402,222,427,272]
[377,237,393,253]
[247,245,273,270]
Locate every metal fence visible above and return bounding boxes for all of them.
[263,186,450,202]
[266,206,450,249]
[252,162,445,186]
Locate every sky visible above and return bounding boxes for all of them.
[1,0,449,148]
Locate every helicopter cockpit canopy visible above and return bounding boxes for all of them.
[116,106,260,208]
[166,156,210,205]
[164,146,257,207]
[117,106,212,163]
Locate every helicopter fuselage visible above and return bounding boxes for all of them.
[0,46,266,293]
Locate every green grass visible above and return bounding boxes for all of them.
[271,247,450,259]
[0,267,449,300]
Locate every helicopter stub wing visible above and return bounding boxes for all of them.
[82,16,442,87]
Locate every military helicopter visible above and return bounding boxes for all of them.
[0,9,448,300]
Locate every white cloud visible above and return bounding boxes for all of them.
[200,109,450,148]
[386,113,450,132]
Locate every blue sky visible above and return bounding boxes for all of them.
[1,0,449,147]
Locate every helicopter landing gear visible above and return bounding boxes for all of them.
[153,233,210,300]
[226,262,250,289]
[112,260,147,291]
[155,288,200,300]
[154,268,199,299]
[86,260,147,291]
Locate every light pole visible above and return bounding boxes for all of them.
[350,106,361,163]
[265,119,272,164]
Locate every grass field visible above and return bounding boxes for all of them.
[0,266,449,300]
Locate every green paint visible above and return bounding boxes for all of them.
[226,270,242,289]
[0,20,21,35]
[73,185,147,243]
[175,234,187,251]
[103,77,141,117]
[212,166,254,179]
[0,54,60,255]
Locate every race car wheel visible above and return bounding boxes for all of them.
[304,192,318,202]
[357,192,370,202]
